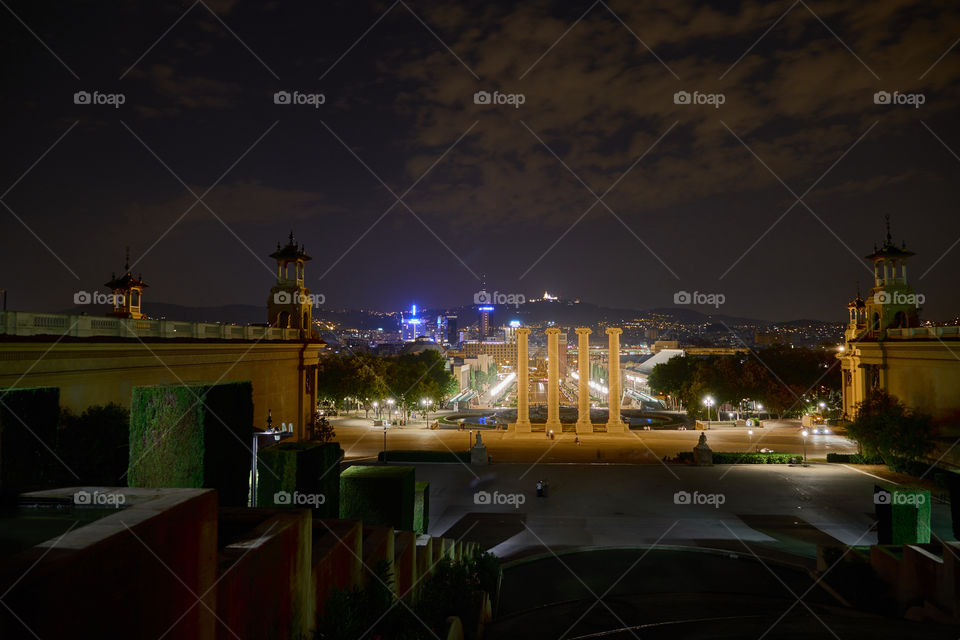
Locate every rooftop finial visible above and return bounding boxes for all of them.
[289,230,295,245]
[885,213,892,245]
[124,246,130,272]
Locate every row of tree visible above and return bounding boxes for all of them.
[647,345,841,419]
[316,350,458,414]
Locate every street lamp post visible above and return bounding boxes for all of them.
[383,424,388,464]
[748,429,753,451]
[703,396,715,428]
[387,398,395,423]
[801,429,809,466]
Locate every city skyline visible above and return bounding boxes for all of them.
[2,1,959,321]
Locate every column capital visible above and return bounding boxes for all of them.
[574,327,592,336]
[605,327,622,336]
[515,327,531,336]
[545,327,561,336]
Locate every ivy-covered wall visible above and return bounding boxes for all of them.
[340,465,415,530]
[257,441,343,517]
[128,381,253,506]
[0,386,60,501]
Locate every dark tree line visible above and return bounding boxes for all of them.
[647,345,840,419]
[316,350,457,414]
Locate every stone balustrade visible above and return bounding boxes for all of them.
[0,310,301,341]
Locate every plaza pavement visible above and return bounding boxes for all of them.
[406,462,953,562]
[330,414,859,464]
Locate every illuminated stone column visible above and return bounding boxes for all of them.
[575,328,593,433]
[605,327,625,433]
[544,328,562,431]
[512,328,532,432]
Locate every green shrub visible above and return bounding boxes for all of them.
[677,451,798,464]
[340,465,415,530]
[57,403,129,485]
[0,386,60,500]
[826,452,884,464]
[128,381,252,506]
[376,450,469,463]
[257,441,343,517]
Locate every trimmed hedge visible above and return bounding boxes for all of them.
[257,441,343,517]
[57,403,130,485]
[0,386,61,500]
[677,451,798,464]
[875,485,931,544]
[340,465,415,530]
[414,481,430,535]
[826,452,885,464]
[128,381,252,506]
[376,450,469,463]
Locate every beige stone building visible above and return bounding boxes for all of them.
[0,234,325,440]
[839,226,960,423]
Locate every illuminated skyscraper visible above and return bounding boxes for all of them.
[478,305,492,340]
[400,304,424,341]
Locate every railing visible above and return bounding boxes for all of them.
[885,326,960,340]
[0,311,304,341]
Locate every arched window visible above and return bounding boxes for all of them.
[278,311,290,328]
[871,312,880,331]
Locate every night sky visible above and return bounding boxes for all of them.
[2,0,959,321]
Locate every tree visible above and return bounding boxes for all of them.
[846,392,936,463]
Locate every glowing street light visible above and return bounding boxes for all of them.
[801,429,809,466]
[703,396,715,427]
[748,429,754,450]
